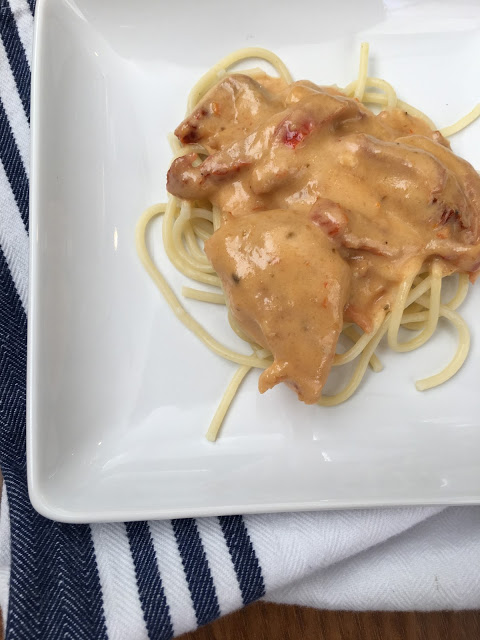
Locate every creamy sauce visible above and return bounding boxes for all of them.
[167,73,480,403]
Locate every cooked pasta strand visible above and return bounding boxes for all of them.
[182,287,226,304]
[354,42,369,101]
[440,103,480,137]
[206,365,251,441]
[416,306,470,391]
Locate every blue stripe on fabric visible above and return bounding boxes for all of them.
[172,519,220,626]
[31,523,108,640]
[126,521,174,640]
[0,247,27,470]
[0,247,108,640]
[26,0,36,15]
[0,99,29,229]
[0,4,31,121]
[218,515,265,605]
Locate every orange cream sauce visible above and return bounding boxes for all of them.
[167,73,480,403]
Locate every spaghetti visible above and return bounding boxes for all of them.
[136,45,478,441]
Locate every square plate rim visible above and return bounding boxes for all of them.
[26,0,480,523]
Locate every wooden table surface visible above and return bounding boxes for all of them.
[1,603,480,639]
[180,604,480,640]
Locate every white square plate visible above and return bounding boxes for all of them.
[28,0,480,522]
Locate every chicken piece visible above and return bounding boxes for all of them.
[167,91,364,209]
[318,132,469,256]
[175,74,286,153]
[205,209,351,404]
[305,133,477,251]
[397,135,480,243]
[377,109,450,147]
[309,198,349,239]
[307,134,480,276]
[308,196,423,332]
[282,81,347,105]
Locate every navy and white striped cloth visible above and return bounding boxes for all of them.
[1,2,480,638]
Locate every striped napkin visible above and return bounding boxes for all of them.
[1,2,480,638]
